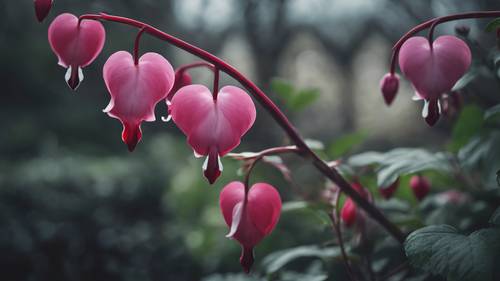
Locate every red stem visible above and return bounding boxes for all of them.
[79,12,406,243]
[390,11,500,74]
[133,27,146,65]
[177,61,215,73]
[213,67,220,100]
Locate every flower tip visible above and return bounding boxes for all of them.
[122,122,142,152]
[203,148,223,184]
[65,66,84,91]
[380,73,399,106]
[240,247,254,274]
[423,99,441,126]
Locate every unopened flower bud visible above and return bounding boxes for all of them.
[410,175,431,201]
[380,73,399,106]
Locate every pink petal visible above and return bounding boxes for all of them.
[219,181,282,273]
[398,36,471,100]
[170,85,256,183]
[48,13,105,69]
[103,51,175,151]
[247,183,282,235]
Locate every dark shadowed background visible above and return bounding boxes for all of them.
[1,0,500,280]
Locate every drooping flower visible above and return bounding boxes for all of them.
[379,178,400,199]
[219,181,281,273]
[103,51,175,151]
[48,13,106,90]
[379,73,400,106]
[410,175,431,201]
[170,85,256,184]
[398,35,471,126]
[34,0,53,22]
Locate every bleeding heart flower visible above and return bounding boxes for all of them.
[399,35,471,100]
[379,178,400,199]
[48,13,106,90]
[380,73,399,106]
[410,175,431,201]
[219,181,281,273]
[34,0,53,22]
[103,51,175,151]
[170,85,256,184]
[341,182,368,227]
[399,36,471,126]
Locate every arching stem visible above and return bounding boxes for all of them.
[389,11,500,74]
[78,12,406,243]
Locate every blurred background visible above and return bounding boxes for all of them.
[1,0,500,280]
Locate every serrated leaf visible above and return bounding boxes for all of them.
[289,88,320,111]
[405,225,500,281]
[484,104,500,121]
[262,245,343,274]
[271,78,295,100]
[328,131,367,158]
[485,17,500,32]
[452,70,478,91]
[490,207,500,226]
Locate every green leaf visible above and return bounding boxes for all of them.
[450,105,484,152]
[328,131,367,158]
[405,225,500,281]
[271,78,295,100]
[349,148,452,187]
[262,245,343,274]
[348,151,385,167]
[305,139,325,150]
[452,70,478,92]
[485,17,500,32]
[490,207,500,226]
[288,89,320,111]
[484,104,500,121]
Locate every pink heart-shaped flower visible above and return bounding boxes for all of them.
[48,13,106,90]
[398,35,471,101]
[103,51,175,151]
[34,0,53,22]
[170,85,256,184]
[219,181,282,273]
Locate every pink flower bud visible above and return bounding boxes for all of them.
[341,182,368,227]
[341,198,357,227]
[103,51,175,151]
[398,36,471,102]
[170,85,256,184]
[48,13,106,90]
[379,178,400,199]
[219,181,281,273]
[380,73,399,106]
[410,175,431,201]
[34,0,53,22]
